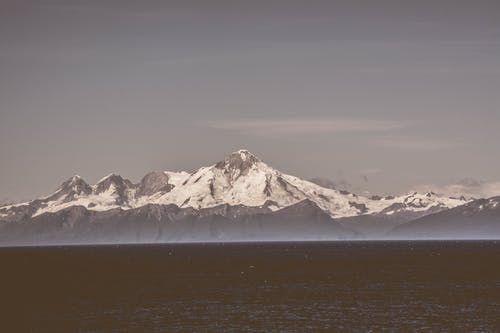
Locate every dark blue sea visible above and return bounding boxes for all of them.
[1,241,500,332]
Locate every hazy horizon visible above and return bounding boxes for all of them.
[1,0,499,202]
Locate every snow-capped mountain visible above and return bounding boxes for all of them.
[0,150,468,223]
[387,196,500,239]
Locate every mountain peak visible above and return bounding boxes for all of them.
[137,171,174,196]
[97,173,121,184]
[94,173,133,195]
[47,175,92,201]
[232,149,259,161]
[235,148,253,155]
[61,175,90,191]
[215,150,262,172]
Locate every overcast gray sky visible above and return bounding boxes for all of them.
[0,0,499,201]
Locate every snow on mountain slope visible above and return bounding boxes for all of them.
[387,196,500,239]
[32,174,135,217]
[150,150,310,210]
[144,150,381,216]
[0,150,469,220]
[377,192,465,215]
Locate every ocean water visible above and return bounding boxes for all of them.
[1,241,500,332]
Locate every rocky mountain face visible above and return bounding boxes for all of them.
[0,150,478,244]
[93,174,134,205]
[136,171,174,196]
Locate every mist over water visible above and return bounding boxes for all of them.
[2,241,500,332]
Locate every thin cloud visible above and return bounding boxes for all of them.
[414,179,500,199]
[375,138,456,151]
[203,117,405,136]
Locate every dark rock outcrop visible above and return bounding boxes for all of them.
[137,171,174,196]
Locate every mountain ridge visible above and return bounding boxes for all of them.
[0,150,468,224]
[386,196,500,239]
[0,199,357,245]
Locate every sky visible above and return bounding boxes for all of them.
[0,0,499,202]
